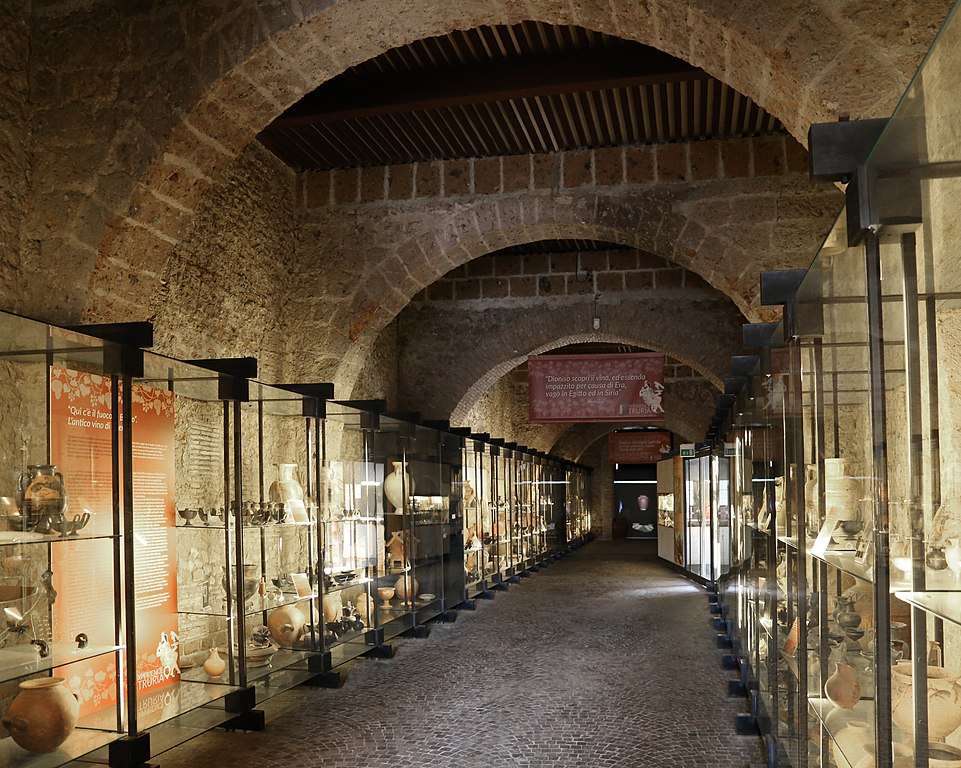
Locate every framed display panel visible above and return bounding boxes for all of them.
[0,315,126,766]
[515,454,533,570]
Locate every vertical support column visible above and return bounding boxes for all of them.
[865,231,894,768]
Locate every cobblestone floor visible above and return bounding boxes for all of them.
[158,541,764,768]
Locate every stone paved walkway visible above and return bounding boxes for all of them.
[159,541,764,768]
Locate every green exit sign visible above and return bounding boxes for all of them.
[680,443,695,457]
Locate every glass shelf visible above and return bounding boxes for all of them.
[243,592,316,618]
[895,590,961,626]
[0,642,121,687]
[810,549,874,584]
[0,726,121,768]
[0,530,120,546]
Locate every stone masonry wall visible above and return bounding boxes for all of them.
[290,137,842,406]
[149,143,297,381]
[0,1,30,314]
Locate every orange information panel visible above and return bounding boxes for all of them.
[50,367,178,716]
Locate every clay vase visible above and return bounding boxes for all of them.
[394,574,419,603]
[354,593,375,624]
[463,479,476,509]
[322,592,342,623]
[1,677,79,753]
[268,463,308,521]
[267,603,308,646]
[203,647,226,678]
[383,462,414,510]
[18,464,68,532]
[825,662,861,709]
[824,459,861,521]
[832,720,870,768]
[891,661,961,739]
[853,742,912,768]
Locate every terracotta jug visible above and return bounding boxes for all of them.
[1,677,79,753]
[383,462,413,510]
[394,574,419,602]
[825,662,861,709]
[267,603,308,646]
[203,647,226,678]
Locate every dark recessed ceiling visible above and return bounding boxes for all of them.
[258,22,786,171]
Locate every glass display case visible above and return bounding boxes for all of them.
[321,404,406,665]
[0,316,126,767]
[462,437,488,597]
[719,10,961,763]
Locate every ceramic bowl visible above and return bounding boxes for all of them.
[418,593,436,602]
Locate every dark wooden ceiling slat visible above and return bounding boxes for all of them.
[259,22,788,170]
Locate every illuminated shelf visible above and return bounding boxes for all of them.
[895,590,961,626]
[0,642,122,688]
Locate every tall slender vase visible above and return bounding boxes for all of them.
[384,462,414,510]
[269,463,308,522]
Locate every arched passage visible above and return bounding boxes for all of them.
[66,0,946,328]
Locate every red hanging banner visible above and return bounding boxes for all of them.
[528,353,665,423]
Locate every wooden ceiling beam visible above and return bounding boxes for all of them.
[269,49,703,128]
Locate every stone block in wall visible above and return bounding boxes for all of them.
[521,253,549,274]
[304,171,331,206]
[720,140,751,178]
[597,272,624,292]
[753,136,786,176]
[455,280,481,300]
[563,149,593,188]
[785,138,808,174]
[532,153,559,189]
[625,271,654,290]
[656,143,687,182]
[549,252,576,273]
[482,277,509,298]
[625,146,655,183]
[510,276,537,297]
[445,158,471,196]
[416,161,442,198]
[466,257,495,277]
[502,155,531,192]
[332,168,359,204]
[689,140,720,180]
[427,281,454,301]
[594,146,624,186]
[579,251,608,272]
[608,250,638,270]
[360,166,386,203]
[388,163,415,200]
[655,269,684,288]
[474,157,501,194]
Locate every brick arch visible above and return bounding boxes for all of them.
[449,331,725,426]
[80,0,946,326]
[327,192,756,399]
